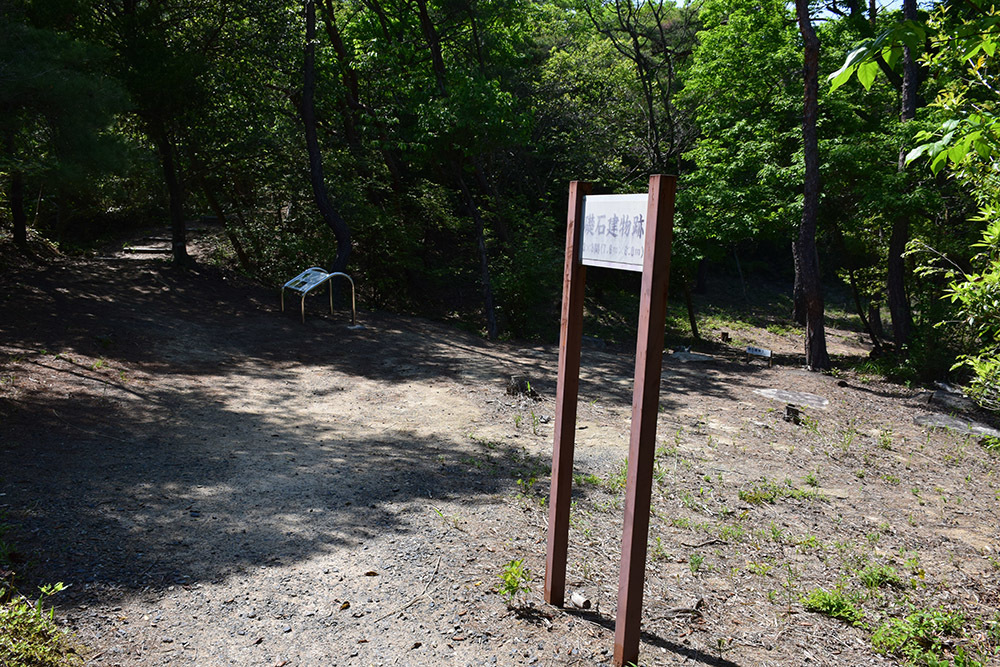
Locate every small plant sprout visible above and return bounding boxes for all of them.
[499,558,532,607]
[877,429,893,450]
[689,553,705,574]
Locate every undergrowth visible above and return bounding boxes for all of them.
[0,523,79,667]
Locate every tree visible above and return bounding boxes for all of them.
[682,0,802,268]
[830,0,1000,397]
[794,0,830,369]
[886,0,920,349]
[302,0,351,274]
[0,5,126,250]
[583,0,700,175]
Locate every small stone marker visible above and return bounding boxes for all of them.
[783,404,801,424]
[745,345,772,367]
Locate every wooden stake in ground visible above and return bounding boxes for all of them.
[545,180,590,607]
[614,174,675,666]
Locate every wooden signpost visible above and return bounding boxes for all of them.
[545,175,676,667]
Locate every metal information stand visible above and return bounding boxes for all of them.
[281,267,357,325]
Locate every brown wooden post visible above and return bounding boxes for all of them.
[613,174,676,666]
[545,180,591,607]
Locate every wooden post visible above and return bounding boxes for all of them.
[545,180,590,606]
[613,174,676,666]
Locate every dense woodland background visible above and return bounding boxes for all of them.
[2,0,999,407]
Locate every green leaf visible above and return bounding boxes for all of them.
[857,61,879,90]
[882,45,902,69]
[905,144,929,164]
[829,67,854,92]
[829,45,872,91]
[974,138,992,159]
[948,142,969,164]
[930,150,949,175]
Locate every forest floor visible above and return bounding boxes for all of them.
[2,229,1000,667]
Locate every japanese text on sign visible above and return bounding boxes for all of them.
[580,194,648,272]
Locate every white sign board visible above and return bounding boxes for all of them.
[580,194,648,272]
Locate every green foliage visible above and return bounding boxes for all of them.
[942,214,1000,409]
[682,0,802,255]
[0,12,128,214]
[802,588,866,627]
[738,478,823,505]
[858,563,901,590]
[498,558,532,606]
[0,585,78,667]
[1,532,77,667]
[872,607,975,666]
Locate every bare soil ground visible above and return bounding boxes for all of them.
[2,231,999,667]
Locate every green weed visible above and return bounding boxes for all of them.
[0,580,77,667]
[802,588,865,627]
[858,563,902,590]
[604,460,628,492]
[738,478,823,505]
[498,559,532,607]
[689,553,705,574]
[746,561,773,576]
[871,607,973,666]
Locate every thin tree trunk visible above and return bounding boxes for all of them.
[695,257,708,293]
[848,267,882,354]
[413,0,499,338]
[415,0,447,96]
[888,0,918,349]
[201,185,254,274]
[458,173,498,340]
[683,281,700,340]
[733,247,749,311]
[795,0,830,370]
[303,0,351,274]
[6,130,28,248]
[869,301,885,341]
[152,127,190,264]
[792,243,807,325]
[9,170,27,248]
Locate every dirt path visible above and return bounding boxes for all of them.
[2,244,999,666]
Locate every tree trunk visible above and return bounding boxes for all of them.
[5,131,28,248]
[415,0,447,96]
[201,184,254,274]
[683,281,700,340]
[792,254,806,325]
[888,0,918,350]
[458,173,498,340]
[795,0,830,370]
[152,127,190,264]
[303,0,351,274]
[869,301,885,342]
[9,169,28,248]
[848,267,883,354]
[412,0,500,338]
